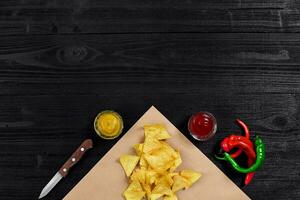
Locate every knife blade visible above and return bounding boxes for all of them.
[38,139,93,199]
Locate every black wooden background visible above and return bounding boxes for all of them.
[1,1,300,200]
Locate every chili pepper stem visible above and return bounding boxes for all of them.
[215,154,226,160]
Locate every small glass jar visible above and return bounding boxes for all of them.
[94,110,123,140]
[188,112,217,141]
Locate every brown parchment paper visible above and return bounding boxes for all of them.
[64,106,251,200]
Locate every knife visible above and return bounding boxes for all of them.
[38,139,93,199]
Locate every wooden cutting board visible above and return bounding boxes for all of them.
[64,106,251,200]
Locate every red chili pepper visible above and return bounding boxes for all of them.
[220,119,256,185]
[229,119,250,157]
[221,137,255,158]
[236,119,255,185]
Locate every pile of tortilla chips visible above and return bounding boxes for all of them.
[120,124,201,200]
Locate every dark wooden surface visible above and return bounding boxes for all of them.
[0,1,300,200]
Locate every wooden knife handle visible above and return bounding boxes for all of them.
[59,139,93,177]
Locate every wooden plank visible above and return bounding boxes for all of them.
[0,33,300,85]
[0,0,290,10]
[1,0,286,9]
[0,1,294,35]
[0,7,231,34]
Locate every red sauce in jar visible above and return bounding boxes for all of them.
[188,112,217,141]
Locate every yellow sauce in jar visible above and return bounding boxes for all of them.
[94,110,123,139]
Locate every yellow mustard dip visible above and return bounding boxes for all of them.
[94,110,123,139]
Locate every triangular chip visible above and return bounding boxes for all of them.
[123,180,145,200]
[143,136,162,154]
[144,124,171,140]
[120,155,140,177]
[144,151,174,172]
[169,151,182,172]
[152,180,172,196]
[145,170,158,185]
[133,143,143,156]
[159,141,178,158]
[180,170,202,186]
[139,155,148,170]
[130,168,146,185]
[155,173,174,186]
[172,175,189,192]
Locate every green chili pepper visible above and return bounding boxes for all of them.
[216,136,265,173]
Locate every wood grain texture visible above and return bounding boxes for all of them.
[0,1,299,200]
[0,0,299,34]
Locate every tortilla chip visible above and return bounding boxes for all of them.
[180,170,202,186]
[155,173,174,186]
[123,180,145,200]
[133,143,143,156]
[120,155,140,177]
[172,175,189,192]
[145,170,158,185]
[130,169,146,185]
[144,146,175,172]
[139,155,148,170]
[143,136,162,154]
[152,181,172,196]
[144,124,171,140]
[169,151,182,172]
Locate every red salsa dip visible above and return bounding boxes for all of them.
[188,112,217,141]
